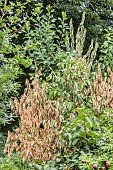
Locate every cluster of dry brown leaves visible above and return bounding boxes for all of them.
[91,64,113,112]
[4,76,62,163]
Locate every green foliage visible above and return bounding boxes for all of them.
[46,55,90,106]
[44,16,112,169]
[22,5,69,78]
[0,133,6,157]
[0,0,33,126]
[59,106,113,169]
[0,1,113,170]
[53,0,113,52]
[0,1,68,126]
[0,0,70,77]
[0,58,22,125]
[45,58,113,169]
[0,154,32,170]
[98,27,113,73]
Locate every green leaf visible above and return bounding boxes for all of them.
[86,117,93,128]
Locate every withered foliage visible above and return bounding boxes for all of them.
[92,64,113,112]
[4,77,62,163]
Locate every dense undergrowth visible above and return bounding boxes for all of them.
[0,1,113,170]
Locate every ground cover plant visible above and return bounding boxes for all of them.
[0,1,113,170]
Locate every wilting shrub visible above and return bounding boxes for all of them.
[4,72,62,163]
[92,64,113,112]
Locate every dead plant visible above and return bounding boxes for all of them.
[91,64,113,112]
[4,76,62,163]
